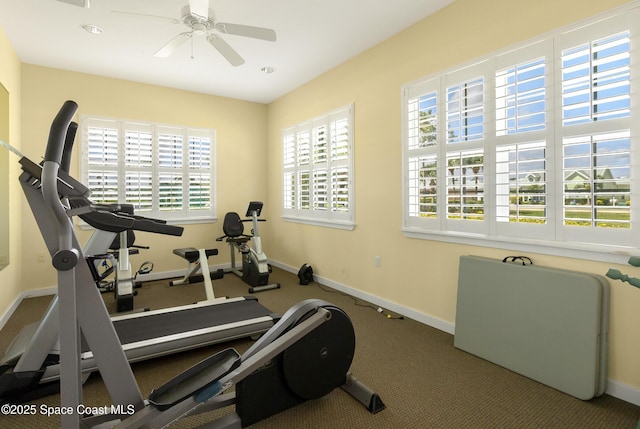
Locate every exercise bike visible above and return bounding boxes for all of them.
[85,207,155,313]
[217,202,280,293]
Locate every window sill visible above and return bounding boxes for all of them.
[401,227,637,265]
[282,215,355,231]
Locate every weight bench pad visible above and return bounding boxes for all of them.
[173,247,219,263]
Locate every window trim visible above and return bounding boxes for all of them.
[401,2,640,263]
[79,115,217,225]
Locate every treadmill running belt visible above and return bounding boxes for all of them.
[80,299,272,353]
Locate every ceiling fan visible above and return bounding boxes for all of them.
[114,0,277,66]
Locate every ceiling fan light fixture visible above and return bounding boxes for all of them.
[81,24,103,35]
[192,22,207,35]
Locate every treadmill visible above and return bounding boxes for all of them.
[0,112,279,401]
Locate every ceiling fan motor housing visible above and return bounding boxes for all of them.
[182,5,215,33]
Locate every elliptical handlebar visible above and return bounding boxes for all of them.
[60,121,78,173]
[42,100,80,270]
[44,100,78,165]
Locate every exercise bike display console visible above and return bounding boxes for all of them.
[217,201,281,293]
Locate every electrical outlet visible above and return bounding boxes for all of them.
[375,256,381,267]
[37,252,46,263]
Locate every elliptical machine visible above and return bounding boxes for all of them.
[217,202,280,293]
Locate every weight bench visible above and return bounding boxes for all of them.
[170,247,224,301]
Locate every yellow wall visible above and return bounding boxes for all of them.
[2,0,640,398]
[265,0,640,390]
[0,27,22,318]
[19,64,268,289]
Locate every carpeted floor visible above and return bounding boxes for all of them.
[0,267,638,428]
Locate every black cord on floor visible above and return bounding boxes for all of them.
[311,282,404,320]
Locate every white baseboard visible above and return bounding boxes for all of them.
[606,380,640,406]
[269,259,640,407]
[269,260,456,333]
[0,286,57,331]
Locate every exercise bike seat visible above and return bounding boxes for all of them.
[216,212,251,244]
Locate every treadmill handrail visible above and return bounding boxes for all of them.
[74,201,184,236]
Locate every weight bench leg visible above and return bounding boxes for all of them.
[170,249,218,301]
[198,249,215,301]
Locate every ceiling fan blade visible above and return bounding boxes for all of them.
[189,0,209,20]
[56,0,90,7]
[112,11,181,25]
[214,22,277,42]
[154,32,192,58]
[207,35,245,66]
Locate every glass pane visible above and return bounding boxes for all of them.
[446,150,484,220]
[561,32,630,125]
[496,58,546,136]
[496,142,546,224]
[447,78,484,144]
[562,131,630,228]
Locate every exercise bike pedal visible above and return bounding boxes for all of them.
[149,348,240,411]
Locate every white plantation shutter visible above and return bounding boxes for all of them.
[443,65,488,235]
[561,32,631,126]
[282,104,354,228]
[495,57,547,136]
[81,116,216,222]
[406,155,438,220]
[125,171,153,211]
[86,119,119,204]
[123,124,153,212]
[330,117,350,213]
[445,150,484,222]
[157,127,184,214]
[446,77,485,144]
[404,77,441,230]
[402,4,640,257]
[188,133,212,212]
[557,16,634,247]
[495,141,547,224]
[313,169,328,211]
[493,40,553,239]
[282,132,296,210]
[88,171,119,204]
[87,124,118,166]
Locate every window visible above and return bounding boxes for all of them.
[282,104,354,229]
[80,117,216,222]
[559,28,632,246]
[402,5,640,256]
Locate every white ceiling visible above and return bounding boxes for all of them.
[0,0,453,104]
